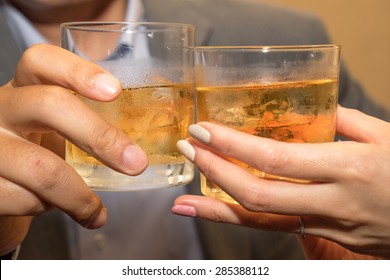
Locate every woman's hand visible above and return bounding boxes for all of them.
[172,106,390,259]
[0,44,148,255]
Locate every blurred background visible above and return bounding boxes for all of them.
[262,0,390,111]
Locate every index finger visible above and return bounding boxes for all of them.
[179,138,332,215]
[189,106,390,181]
[10,44,121,101]
[188,122,351,182]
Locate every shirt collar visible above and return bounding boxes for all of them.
[1,0,145,47]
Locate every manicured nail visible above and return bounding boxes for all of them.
[86,207,107,229]
[122,145,148,175]
[177,140,195,162]
[172,205,197,217]
[189,124,211,144]
[94,73,121,99]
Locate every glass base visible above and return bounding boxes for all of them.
[71,160,194,191]
[200,174,238,204]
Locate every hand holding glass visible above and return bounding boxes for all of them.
[61,22,195,190]
[195,45,340,203]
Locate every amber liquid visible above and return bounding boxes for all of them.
[197,79,338,203]
[66,84,195,190]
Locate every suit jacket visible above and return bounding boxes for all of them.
[0,0,388,260]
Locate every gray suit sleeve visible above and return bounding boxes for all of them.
[338,63,389,120]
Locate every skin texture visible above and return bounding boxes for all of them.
[0,46,148,255]
[173,107,390,259]
[0,0,139,257]
[2,0,389,260]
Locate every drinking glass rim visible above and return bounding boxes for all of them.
[61,21,195,32]
[195,44,340,52]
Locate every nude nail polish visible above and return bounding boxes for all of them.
[177,140,195,162]
[189,124,211,144]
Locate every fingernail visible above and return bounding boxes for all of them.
[86,207,107,229]
[189,124,211,144]
[122,145,148,175]
[94,73,121,99]
[177,140,195,162]
[172,205,197,217]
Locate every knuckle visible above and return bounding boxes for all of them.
[261,146,289,175]
[239,183,271,212]
[209,207,226,223]
[29,152,69,193]
[342,145,377,183]
[68,60,92,85]
[26,85,88,129]
[219,139,234,157]
[37,86,68,106]
[19,44,48,72]
[75,194,102,224]
[25,85,71,119]
[90,124,124,155]
[20,44,42,63]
